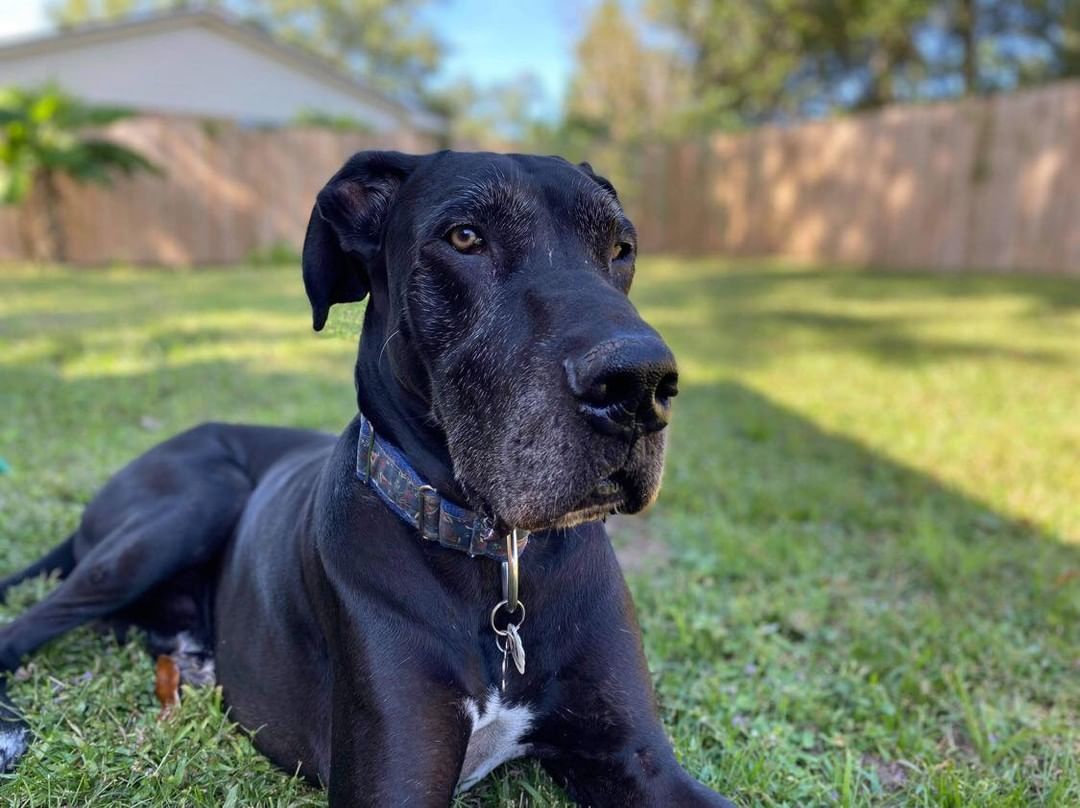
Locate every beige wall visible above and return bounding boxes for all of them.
[631,80,1080,274]
[0,22,407,130]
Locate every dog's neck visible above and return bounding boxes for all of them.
[353,307,467,506]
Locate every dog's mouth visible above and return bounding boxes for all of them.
[545,471,629,530]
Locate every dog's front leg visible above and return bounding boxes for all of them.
[325,650,469,808]
[543,750,736,808]
[532,577,737,807]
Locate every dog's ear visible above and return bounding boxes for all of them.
[577,161,620,201]
[303,151,419,331]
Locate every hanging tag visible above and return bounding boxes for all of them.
[504,621,526,675]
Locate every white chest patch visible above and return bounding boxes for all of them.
[0,723,29,771]
[456,688,535,793]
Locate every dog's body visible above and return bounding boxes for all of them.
[0,151,734,806]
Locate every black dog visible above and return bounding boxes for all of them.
[0,151,734,806]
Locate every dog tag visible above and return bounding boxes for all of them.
[504,622,526,676]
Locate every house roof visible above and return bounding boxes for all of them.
[0,7,442,132]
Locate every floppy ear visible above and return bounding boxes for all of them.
[302,150,419,331]
[577,161,620,201]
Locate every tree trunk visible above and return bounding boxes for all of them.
[960,0,979,94]
[860,48,893,109]
[39,169,67,263]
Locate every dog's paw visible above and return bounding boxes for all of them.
[0,720,30,773]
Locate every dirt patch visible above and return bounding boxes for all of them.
[862,754,911,791]
[607,515,671,574]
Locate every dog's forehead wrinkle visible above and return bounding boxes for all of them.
[570,178,626,241]
[420,180,539,251]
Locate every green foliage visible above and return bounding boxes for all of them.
[291,108,375,133]
[433,72,552,152]
[0,260,1077,805]
[458,1,694,209]
[244,239,301,266]
[649,0,1080,127]
[565,0,691,143]
[249,0,442,97]
[48,0,148,27]
[0,85,158,261]
[0,85,156,205]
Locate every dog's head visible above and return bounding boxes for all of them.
[303,150,678,531]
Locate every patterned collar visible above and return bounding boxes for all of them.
[355,412,528,561]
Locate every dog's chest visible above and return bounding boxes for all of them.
[457,689,534,792]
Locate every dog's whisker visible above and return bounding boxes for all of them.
[377,329,401,370]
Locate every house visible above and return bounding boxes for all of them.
[0,8,440,135]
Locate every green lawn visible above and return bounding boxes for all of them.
[1,260,1078,806]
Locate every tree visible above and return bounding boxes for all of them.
[648,0,936,125]
[531,0,694,199]
[49,0,181,27]
[48,0,443,100]
[565,0,692,144]
[244,0,442,98]
[947,0,1080,92]
[648,0,1080,127]
[434,73,552,152]
[0,86,159,261]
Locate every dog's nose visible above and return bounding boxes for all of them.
[565,336,678,436]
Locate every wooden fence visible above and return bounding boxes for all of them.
[1,81,1078,272]
[0,116,432,265]
[631,80,1080,274]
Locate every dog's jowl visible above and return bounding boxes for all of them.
[0,151,735,807]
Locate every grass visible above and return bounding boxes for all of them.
[0,258,1078,806]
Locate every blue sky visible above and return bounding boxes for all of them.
[0,0,592,110]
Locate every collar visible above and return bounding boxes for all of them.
[355,412,528,561]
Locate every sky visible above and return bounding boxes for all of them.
[0,0,591,111]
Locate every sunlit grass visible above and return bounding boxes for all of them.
[1,259,1078,806]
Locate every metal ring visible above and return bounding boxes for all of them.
[490,599,526,636]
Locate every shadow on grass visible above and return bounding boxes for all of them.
[658,263,1080,307]
[635,264,1080,369]
[625,379,1079,805]
[661,380,1079,595]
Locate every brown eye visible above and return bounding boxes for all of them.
[447,225,484,253]
[611,241,634,261]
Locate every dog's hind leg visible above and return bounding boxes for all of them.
[2,518,216,673]
[0,533,78,603]
[0,471,249,772]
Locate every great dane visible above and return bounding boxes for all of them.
[0,150,734,806]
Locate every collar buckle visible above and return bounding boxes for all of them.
[416,484,438,540]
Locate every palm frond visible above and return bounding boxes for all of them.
[66,139,163,185]
[0,85,158,205]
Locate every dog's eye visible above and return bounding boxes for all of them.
[447,225,485,254]
[611,241,634,262]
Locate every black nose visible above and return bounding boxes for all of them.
[564,336,678,436]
